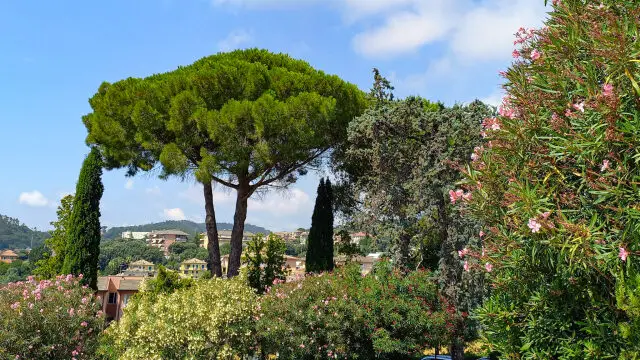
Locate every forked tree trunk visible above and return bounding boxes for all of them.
[227,180,250,278]
[203,182,222,277]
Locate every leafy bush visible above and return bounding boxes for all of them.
[0,275,104,359]
[459,0,640,357]
[257,262,460,359]
[102,277,257,359]
[244,233,287,294]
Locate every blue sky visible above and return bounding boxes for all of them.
[0,0,549,232]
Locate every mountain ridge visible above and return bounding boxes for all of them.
[102,220,270,240]
[0,214,50,250]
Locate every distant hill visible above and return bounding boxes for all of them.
[102,220,269,240]
[0,214,49,250]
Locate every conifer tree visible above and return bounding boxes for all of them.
[306,178,335,272]
[62,147,104,289]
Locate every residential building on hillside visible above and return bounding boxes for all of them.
[180,258,208,278]
[200,230,255,249]
[97,275,145,322]
[121,231,150,240]
[0,249,19,263]
[148,229,189,256]
[128,259,155,272]
[273,230,309,243]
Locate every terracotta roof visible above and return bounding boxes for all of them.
[181,258,207,264]
[0,250,18,257]
[350,232,368,237]
[129,259,154,266]
[97,276,145,292]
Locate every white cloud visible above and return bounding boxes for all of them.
[350,0,547,60]
[352,1,458,58]
[145,186,161,196]
[218,29,253,51]
[249,188,311,215]
[125,179,134,190]
[163,208,187,221]
[18,191,49,207]
[481,88,505,107]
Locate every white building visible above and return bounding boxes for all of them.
[121,231,150,240]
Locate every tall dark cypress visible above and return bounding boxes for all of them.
[306,178,335,272]
[306,179,325,272]
[62,147,104,289]
[322,179,334,271]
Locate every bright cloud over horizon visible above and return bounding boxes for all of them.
[0,0,550,231]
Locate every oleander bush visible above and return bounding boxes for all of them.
[257,262,460,359]
[102,277,257,360]
[0,274,104,359]
[457,0,640,358]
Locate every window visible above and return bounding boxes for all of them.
[148,266,152,271]
[201,265,205,269]
[184,270,188,274]
[108,292,117,304]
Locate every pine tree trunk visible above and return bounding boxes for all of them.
[227,181,250,278]
[203,181,222,277]
[450,342,464,360]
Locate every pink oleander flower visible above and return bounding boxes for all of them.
[28,303,34,309]
[530,49,541,61]
[462,192,472,202]
[601,159,610,172]
[68,308,75,316]
[512,49,520,58]
[573,101,585,113]
[463,261,470,272]
[542,211,551,219]
[479,231,485,237]
[458,248,469,258]
[449,189,464,204]
[299,344,305,348]
[71,350,79,356]
[81,321,88,327]
[485,263,493,272]
[603,83,614,97]
[81,297,89,304]
[528,218,541,233]
[10,302,20,310]
[619,247,629,262]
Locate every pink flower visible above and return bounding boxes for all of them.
[573,101,585,113]
[300,344,305,348]
[541,211,551,219]
[601,159,610,172]
[10,302,20,310]
[528,218,541,233]
[27,276,34,282]
[530,49,541,61]
[485,263,493,272]
[619,247,629,262]
[72,350,79,356]
[68,308,75,316]
[462,192,472,202]
[458,248,469,258]
[39,309,43,313]
[463,261,470,272]
[28,303,34,309]
[512,49,520,58]
[449,189,464,204]
[603,83,614,97]
[553,0,561,5]
[479,231,485,237]
[81,297,89,304]
[81,321,88,327]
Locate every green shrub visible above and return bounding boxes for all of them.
[459,0,640,357]
[0,275,104,359]
[257,262,459,359]
[102,277,257,359]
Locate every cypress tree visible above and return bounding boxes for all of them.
[322,179,334,271]
[306,178,335,272]
[62,147,104,289]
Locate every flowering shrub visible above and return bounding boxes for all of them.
[102,277,258,359]
[0,274,104,359]
[257,262,460,359]
[458,0,640,357]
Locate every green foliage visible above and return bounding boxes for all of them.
[244,233,287,294]
[306,178,335,272]
[98,239,165,274]
[335,230,363,259]
[62,148,104,290]
[257,262,460,359]
[84,48,367,277]
[460,1,640,357]
[0,260,34,285]
[101,277,257,359]
[0,214,48,250]
[285,242,307,257]
[34,195,74,279]
[143,265,194,298]
[0,275,104,359]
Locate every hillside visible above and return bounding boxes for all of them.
[0,214,49,250]
[102,220,269,240]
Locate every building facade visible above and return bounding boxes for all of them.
[180,258,208,278]
[97,275,145,322]
[148,229,189,256]
[200,230,255,249]
[0,249,19,263]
